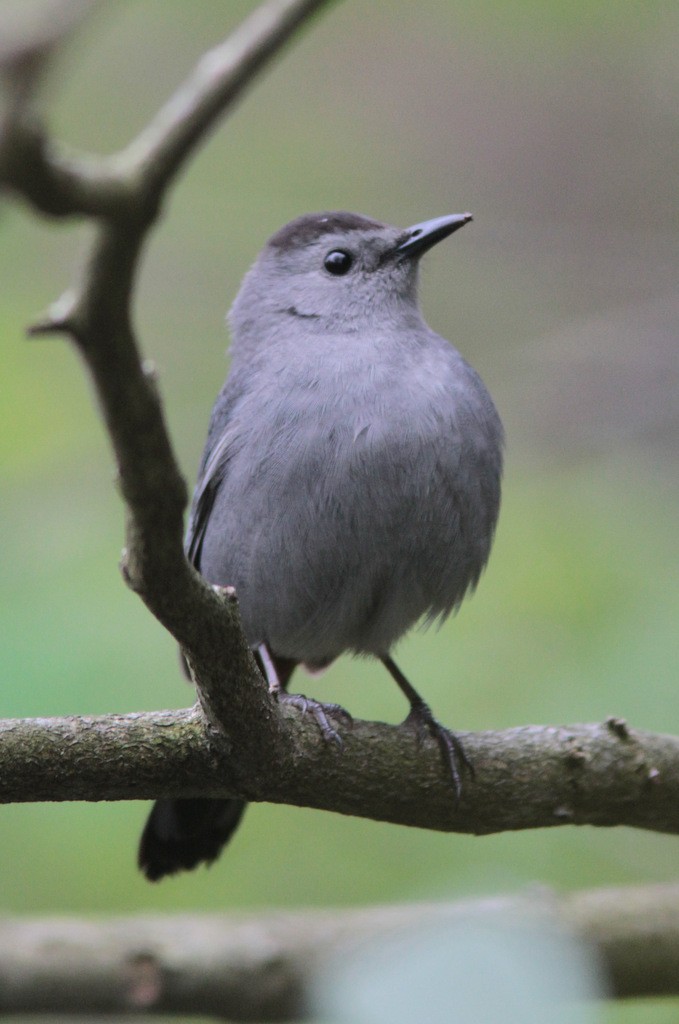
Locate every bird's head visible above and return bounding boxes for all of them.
[228,210,472,344]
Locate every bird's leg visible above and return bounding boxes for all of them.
[257,642,284,696]
[257,644,350,748]
[380,654,473,802]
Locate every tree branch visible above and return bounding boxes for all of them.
[123,0,335,194]
[1,711,677,839]
[2,885,678,1016]
[0,0,334,219]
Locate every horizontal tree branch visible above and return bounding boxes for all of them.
[1,708,677,837]
[2,885,678,1016]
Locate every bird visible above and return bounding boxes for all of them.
[138,210,503,881]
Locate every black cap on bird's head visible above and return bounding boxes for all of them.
[268,211,385,251]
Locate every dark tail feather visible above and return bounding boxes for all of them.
[138,797,246,882]
[138,648,297,882]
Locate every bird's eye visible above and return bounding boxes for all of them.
[323,250,353,276]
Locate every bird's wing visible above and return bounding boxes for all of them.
[185,378,242,571]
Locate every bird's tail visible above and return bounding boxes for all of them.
[138,797,247,882]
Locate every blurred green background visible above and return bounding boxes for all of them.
[1,1,678,1018]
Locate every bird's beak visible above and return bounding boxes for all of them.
[396,213,473,260]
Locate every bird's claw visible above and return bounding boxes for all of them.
[404,700,473,804]
[277,692,349,748]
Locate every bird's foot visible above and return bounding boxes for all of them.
[277,692,351,748]
[404,699,473,804]
[379,655,473,803]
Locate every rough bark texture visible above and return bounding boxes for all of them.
[1,712,677,839]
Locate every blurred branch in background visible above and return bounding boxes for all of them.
[3,884,679,1016]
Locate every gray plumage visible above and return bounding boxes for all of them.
[139,210,503,881]
[191,211,502,660]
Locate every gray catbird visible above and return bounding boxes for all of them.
[138,211,503,881]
